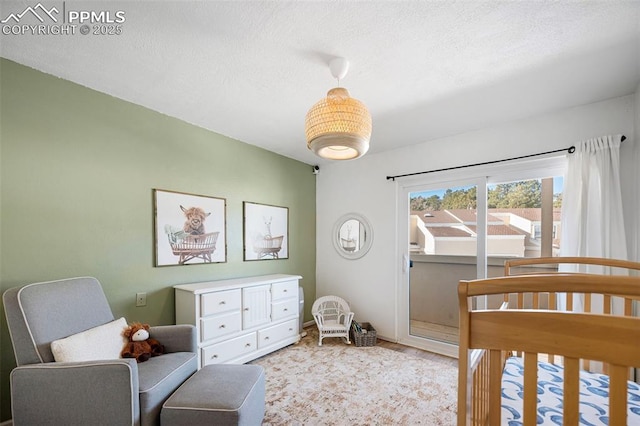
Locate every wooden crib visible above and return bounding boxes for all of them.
[457,257,640,426]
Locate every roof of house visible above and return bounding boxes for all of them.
[412,208,554,226]
[445,209,503,224]
[467,225,526,236]
[489,208,562,221]
[411,210,459,224]
[413,207,560,242]
[425,226,473,237]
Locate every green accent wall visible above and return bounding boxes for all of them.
[0,58,316,421]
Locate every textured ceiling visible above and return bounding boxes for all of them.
[1,1,639,165]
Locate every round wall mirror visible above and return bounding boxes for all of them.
[332,213,373,260]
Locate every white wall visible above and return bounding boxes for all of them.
[316,95,637,341]
[633,85,640,262]
[621,89,640,263]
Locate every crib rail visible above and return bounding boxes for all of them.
[457,265,640,426]
[503,257,640,367]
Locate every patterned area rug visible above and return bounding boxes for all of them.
[250,327,458,425]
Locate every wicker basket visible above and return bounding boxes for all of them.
[350,322,377,347]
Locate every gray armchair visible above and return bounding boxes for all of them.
[3,277,197,426]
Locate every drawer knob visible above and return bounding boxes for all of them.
[219,324,226,329]
[283,289,287,292]
[219,301,226,305]
[264,336,269,340]
[283,308,288,311]
[245,343,251,347]
[289,328,293,331]
[244,308,249,311]
[212,354,218,359]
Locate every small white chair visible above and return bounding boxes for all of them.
[311,295,355,346]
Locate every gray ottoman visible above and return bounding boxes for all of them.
[161,364,265,426]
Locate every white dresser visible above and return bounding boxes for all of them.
[174,274,302,368]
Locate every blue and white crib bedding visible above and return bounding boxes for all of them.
[501,357,640,425]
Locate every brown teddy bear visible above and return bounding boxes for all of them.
[121,322,164,363]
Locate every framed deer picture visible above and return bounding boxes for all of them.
[243,201,289,261]
[154,189,227,266]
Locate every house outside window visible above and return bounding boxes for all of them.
[409,177,562,258]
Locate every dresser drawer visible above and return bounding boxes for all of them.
[271,298,298,321]
[201,333,257,365]
[201,289,241,316]
[271,280,298,301]
[257,319,298,349]
[201,311,242,342]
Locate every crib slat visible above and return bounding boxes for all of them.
[609,364,628,426]
[480,351,489,426]
[472,362,479,425]
[580,293,593,372]
[481,352,488,426]
[563,357,579,426]
[594,294,610,374]
[548,292,557,365]
[489,350,502,426]
[532,292,539,309]
[517,293,524,309]
[567,292,573,311]
[523,352,538,426]
[603,294,611,314]
[624,297,632,316]
[624,296,634,380]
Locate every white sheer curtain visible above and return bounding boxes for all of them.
[559,134,627,315]
[560,134,627,264]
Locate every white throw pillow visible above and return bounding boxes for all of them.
[51,317,128,362]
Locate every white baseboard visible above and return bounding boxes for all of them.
[303,320,315,328]
[376,334,395,343]
[1,419,13,426]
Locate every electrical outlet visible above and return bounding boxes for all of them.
[136,292,147,307]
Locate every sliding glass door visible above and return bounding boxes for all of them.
[398,178,485,357]
[396,157,566,356]
[408,184,478,346]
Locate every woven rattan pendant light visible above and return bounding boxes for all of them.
[305,58,372,160]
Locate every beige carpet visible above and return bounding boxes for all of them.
[250,327,458,425]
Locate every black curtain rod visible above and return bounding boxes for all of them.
[386,135,626,181]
